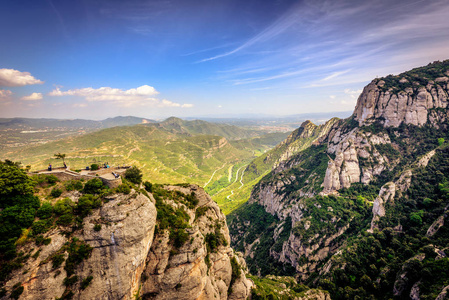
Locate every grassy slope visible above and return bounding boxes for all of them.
[0,122,289,214]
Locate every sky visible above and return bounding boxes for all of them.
[1,0,449,120]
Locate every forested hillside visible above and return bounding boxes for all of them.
[228,60,449,299]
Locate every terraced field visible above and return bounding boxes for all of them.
[0,118,289,213]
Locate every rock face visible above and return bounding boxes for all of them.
[322,126,393,194]
[229,60,449,290]
[1,186,252,300]
[353,77,449,127]
[140,185,253,300]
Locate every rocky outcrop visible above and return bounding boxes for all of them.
[393,254,425,297]
[2,192,156,300]
[353,77,449,128]
[322,127,393,194]
[271,118,339,167]
[369,170,412,232]
[1,186,252,300]
[141,185,253,300]
[436,285,449,300]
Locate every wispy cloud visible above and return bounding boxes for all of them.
[198,2,305,63]
[207,0,449,92]
[321,70,351,82]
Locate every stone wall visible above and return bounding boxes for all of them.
[29,170,122,189]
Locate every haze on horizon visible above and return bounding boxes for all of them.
[1,0,449,120]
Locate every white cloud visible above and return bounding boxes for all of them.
[0,68,44,87]
[0,89,13,100]
[329,95,336,99]
[160,99,193,108]
[344,88,363,99]
[73,103,88,108]
[49,85,193,108]
[21,92,43,101]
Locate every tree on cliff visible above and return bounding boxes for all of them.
[54,153,66,166]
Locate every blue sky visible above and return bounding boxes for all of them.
[1,0,449,120]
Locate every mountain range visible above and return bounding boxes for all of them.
[1,60,449,299]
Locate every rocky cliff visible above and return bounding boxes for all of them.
[228,60,449,299]
[0,183,252,300]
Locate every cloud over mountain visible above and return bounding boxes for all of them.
[49,85,192,108]
[0,68,44,87]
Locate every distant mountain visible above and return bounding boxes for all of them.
[185,111,352,127]
[229,60,449,299]
[0,118,287,191]
[157,117,262,140]
[0,116,155,130]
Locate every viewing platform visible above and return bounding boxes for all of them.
[29,166,129,189]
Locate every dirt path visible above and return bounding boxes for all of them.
[203,163,226,188]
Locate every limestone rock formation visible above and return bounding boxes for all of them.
[1,186,252,300]
[140,185,253,300]
[353,77,449,128]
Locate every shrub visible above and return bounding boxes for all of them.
[124,166,143,185]
[56,214,74,226]
[10,284,24,300]
[143,181,153,192]
[63,275,78,286]
[93,224,101,232]
[36,202,53,219]
[52,253,65,268]
[83,178,105,194]
[54,198,75,215]
[45,175,59,185]
[229,256,241,294]
[32,220,50,235]
[81,275,93,290]
[76,194,101,217]
[64,180,83,191]
[170,228,189,248]
[116,183,131,194]
[438,138,445,146]
[90,164,99,171]
[64,239,93,276]
[50,188,63,198]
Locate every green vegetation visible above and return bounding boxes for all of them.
[83,178,107,194]
[153,185,191,249]
[205,221,227,253]
[228,256,241,295]
[50,187,63,198]
[0,119,289,215]
[312,146,449,299]
[124,166,143,185]
[377,59,449,92]
[250,275,321,300]
[0,160,40,281]
[80,275,93,290]
[54,153,66,165]
[228,203,296,276]
[115,182,131,194]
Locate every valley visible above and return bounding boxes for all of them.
[1,60,449,300]
[0,117,290,214]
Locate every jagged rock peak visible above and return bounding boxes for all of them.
[353,60,449,127]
